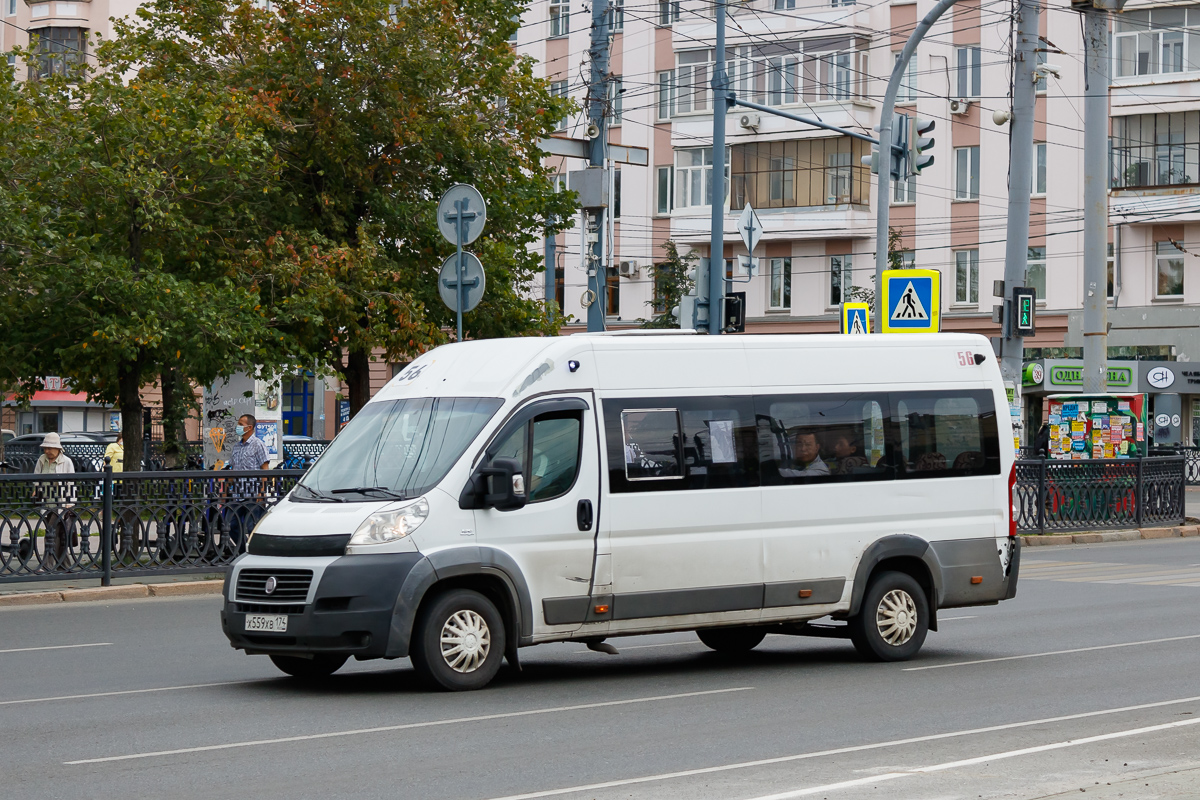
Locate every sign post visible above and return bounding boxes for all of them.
[840,303,871,334]
[437,184,487,341]
[880,268,941,334]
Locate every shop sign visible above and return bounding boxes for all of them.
[1181,368,1200,387]
[1145,366,1176,389]
[1023,362,1044,387]
[1047,365,1134,389]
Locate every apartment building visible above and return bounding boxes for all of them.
[518,0,1200,443]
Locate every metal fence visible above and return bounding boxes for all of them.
[1014,456,1188,534]
[0,469,304,583]
[0,440,328,473]
[1150,446,1200,486]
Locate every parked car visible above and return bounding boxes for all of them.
[1,429,14,444]
[6,432,111,447]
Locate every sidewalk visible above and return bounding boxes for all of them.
[0,572,225,607]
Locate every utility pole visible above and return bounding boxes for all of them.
[1078,0,1123,391]
[545,218,556,320]
[999,0,1041,414]
[585,0,611,332]
[707,0,729,335]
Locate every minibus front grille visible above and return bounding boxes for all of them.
[235,602,306,615]
[236,569,313,602]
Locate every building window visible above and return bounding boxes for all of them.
[550,80,569,132]
[611,0,623,31]
[955,46,981,99]
[551,173,567,193]
[1032,142,1047,195]
[767,55,802,106]
[507,10,519,41]
[657,71,674,120]
[658,0,680,25]
[730,138,870,210]
[893,173,916,204]
[674,148,728,209]
[894,51,917,102]
[675,50,713,114]
[549,0,568,38]
[608,77,623,125]
[1115,7,1200,79]
[606,267,620,316]
[1111,112,1200,189]
[769,257,792,310]
[725,42,867,108]
[955,250,979,304]
[831,0,855,6]
[830,254,852,306]
[774,0,795,8]
[5,0,15,16]
[1156,240,1185,297]
[954,146,980,200]
[656,166,673,214]
[897,250,916,268]
[29,27,86,80]
[1026,246,1046,301]
[1107,242,1115,299]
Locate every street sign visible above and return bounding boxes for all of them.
[881,268,941,333]
[437,184,487,245]
[439,252,486,313]
[840,302,871,334]
[737,254,758,278]
[737,204,763,254]
[1012,286,1036,336]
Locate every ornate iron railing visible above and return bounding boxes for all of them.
[279,441,330,470]
[1014,456,1187,534]
[0,469,304,583]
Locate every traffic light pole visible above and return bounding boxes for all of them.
[874,0,960,334]
[585,0,611,333]
[708,0,728,334]
[999,0,1041,422]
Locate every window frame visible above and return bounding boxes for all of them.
[657,70,674,121]
[1032,142,1047,196]
[892,172,916,204]
[657,0,680,26]
[954,145,980,200]
[1026,246,1047,303]
[549,0,569,38]
[829,253,852,307]
[656,165,673,215]
[1155,240,1186,298]
[894,51,918,103]
[954,249,979,305]
[549,79,570,132]
[955,45,981,99]
[769,256,792,311]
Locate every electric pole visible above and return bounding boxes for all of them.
[999,0,1041,418]
[708,0,729,335]
[585,0,612,332]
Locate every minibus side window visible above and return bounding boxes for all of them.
[488,410,584,503]
[889,391,1001,478]
[621,409,684,482]
[755,393,892,486]
[678,398,758,490]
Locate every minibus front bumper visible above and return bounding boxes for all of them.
[221,552,424,660]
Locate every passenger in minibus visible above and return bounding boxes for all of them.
[829,429,868,475]
[779,429,829,477]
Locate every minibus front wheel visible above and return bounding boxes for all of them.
[410,588,507,691]
[696,626,767,654]
[269,653,349,679]
[849,571,929,662]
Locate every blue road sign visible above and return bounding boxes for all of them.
[881,269,941,333]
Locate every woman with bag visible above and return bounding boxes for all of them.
[34,433,77,570]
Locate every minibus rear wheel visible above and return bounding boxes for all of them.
[849,571,929,662]
[411,588,507,691]
[269,653,348,679]
[696,626,767,653]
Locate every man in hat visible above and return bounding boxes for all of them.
[34,432,76,569]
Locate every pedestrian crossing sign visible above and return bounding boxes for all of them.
[840,302,871,334]
[881,269,941,333]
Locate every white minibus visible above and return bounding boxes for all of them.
[221,331,1020,690]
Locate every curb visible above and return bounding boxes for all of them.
[1022,524,1200,547]
[0,580,223,608]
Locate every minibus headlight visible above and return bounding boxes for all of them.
[348,498,429,546]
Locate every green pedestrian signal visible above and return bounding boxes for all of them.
[1012,287,1036,336]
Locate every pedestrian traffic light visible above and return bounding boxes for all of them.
[1012,286,1036,336]
[909,117,936,175]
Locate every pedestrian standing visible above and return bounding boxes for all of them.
[226,415,270,552]
[34,432,76,569]
[105,432,124,472]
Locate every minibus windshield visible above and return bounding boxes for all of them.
[295,397,503,502]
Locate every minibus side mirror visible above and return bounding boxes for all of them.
[461,457,527,512]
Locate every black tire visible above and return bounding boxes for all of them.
[410,589,506,691]
[696,626,767,654]
[269,653,348,679]
[849,570,929,662]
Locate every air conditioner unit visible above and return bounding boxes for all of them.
[949,98,971,115]
[618,260,640,278]
[738,113,761,130]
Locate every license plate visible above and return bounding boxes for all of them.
[245,614,288,633]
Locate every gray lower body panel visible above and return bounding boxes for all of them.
[931,537,1018,608]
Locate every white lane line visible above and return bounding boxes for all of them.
[903,633,1200,671]
[479,693,1200,800]
[0,643,112,655]
[64,687,751,765]
[0,680,268,707]
[743,717,1200,800]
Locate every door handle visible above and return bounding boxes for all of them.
[577,499,593,532]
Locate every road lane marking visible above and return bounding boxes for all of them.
[64,687,752,765]
[937,616,977,621]
[0,643,112,655]
[903,633,1200,671]
[0,680,268,707]
[742,717,1200,799]
[478,694,1200,800]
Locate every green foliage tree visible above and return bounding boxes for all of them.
[641,241,696,329]
[0,46,295,468]
[117,0,578,416]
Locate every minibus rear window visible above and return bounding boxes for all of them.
[296,397,503,501]
[890,391,1001,478]
[756,393,891,485]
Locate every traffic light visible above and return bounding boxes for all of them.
[861,149,880,175]
[909,117,936,175]
[1012,286,1036,336]
[862,115,908,181]
[684,257,710,329]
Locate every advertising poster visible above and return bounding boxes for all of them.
[1042,394,1148,460]
[256,421,280,457]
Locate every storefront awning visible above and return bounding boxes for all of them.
[3,390,112,409]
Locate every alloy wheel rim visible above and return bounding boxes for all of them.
[876,589,918,646]
[440,609,491,673]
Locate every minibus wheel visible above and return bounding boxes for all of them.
[696,626,767,653]
[411,588,506,691]
[269,653,348,679]
[849,571,928,662]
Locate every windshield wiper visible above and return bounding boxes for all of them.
[292,483,344,503]
[330,486,407,500]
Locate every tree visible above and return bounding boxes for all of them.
[118,0,578,417]
[642,241,696,329]
[0,44,294,468]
